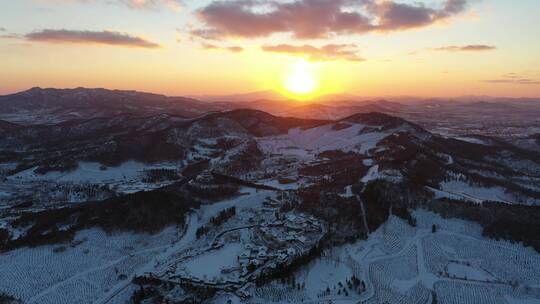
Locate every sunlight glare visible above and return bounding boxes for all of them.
[283,60,317,96]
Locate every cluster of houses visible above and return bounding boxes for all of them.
[160,194,325,300]
[236,244,301,268]
[237,244,270,267]
[188,170,215,188]
[187,170,238,195]
[233,208,323,276]
[259,213,322,246]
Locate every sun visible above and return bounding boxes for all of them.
[283,60,317,96]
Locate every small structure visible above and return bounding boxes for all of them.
[196,171,214,184]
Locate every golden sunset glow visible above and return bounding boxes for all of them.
[283,61,317,96]
[0,1,539,98]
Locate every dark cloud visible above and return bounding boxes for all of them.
[368,1,436,31]
[262,43,364,62]
[25,29,160,48]
[0,27,6,32]
[369,0,466,31]
[192,0,470,40]
[440,0,468,16]
[201,43,244,52]
[433,45,496,52]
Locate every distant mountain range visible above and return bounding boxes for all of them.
[2,87,539,125]
[1,88,540,303]
[2,106,540,206]
[0,87,225,125]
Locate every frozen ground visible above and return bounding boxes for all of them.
[245,210,540,304]
[184,243,243,279]
[256,122,399,161]
[1,161,182,204]
[446,262,495,281]
[429,180,520,204]
[454,136,491,146]
[8,161,177,183]
[1,201,539,304]
[0,188,276,304]
[0,226,179,304]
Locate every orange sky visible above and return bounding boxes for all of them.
[1,0,539,98]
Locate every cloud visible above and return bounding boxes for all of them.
[502,73,520,79]
[0,34,21,40]
[192,0,470,40]
[483,79,540,85]
[43,0,183,11]
[262,43,364,62]
[0,28,22,40]
[189,28,225,40]
[201,43,244,52]
[369,0,467,31]
[367,1,432,31]
[483,73,540,85]
[25,29,160,48]
[433,45,496,52]
[124,0,182,11]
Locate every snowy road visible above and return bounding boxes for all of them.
[95,212,199,304]
[98,190,274,303]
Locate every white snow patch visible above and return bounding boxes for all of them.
[505,296,540,304]
[446,262,495,281]
[7,161,181,194]
[257,122,396,159]
[455,136,490,145]
[9,161,179,184]
[439,180,513,204]
[361,165,380,183]
[339,185,354,198]
[184,243,243,279]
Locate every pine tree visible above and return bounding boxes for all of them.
[432,290,438,304]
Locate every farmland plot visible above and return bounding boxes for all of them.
[0,227,178,303]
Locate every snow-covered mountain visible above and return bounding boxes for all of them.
[1,107,540,304]
[3,88,539,145]
[2,109,539,205]
[0,87,230,125]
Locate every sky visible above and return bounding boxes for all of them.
[1,0,540,98]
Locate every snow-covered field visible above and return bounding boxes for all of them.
[446,262,495,281]
[257,122,397,160]
[454,136,491,146]
[432,179,540,206]
[0,189,275,303]
[1,192,539,304]
[184,243,244,279]
[439,180,513,203]
[240,210,540,304]
[1,161,182,205]
[8,161,173,183]
[0,227,180,304]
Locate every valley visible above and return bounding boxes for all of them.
[3,0,540,301]
[0,89,539,303]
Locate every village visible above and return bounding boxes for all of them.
[147,188,326,299]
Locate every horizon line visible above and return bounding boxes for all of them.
[1,86,540,101]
